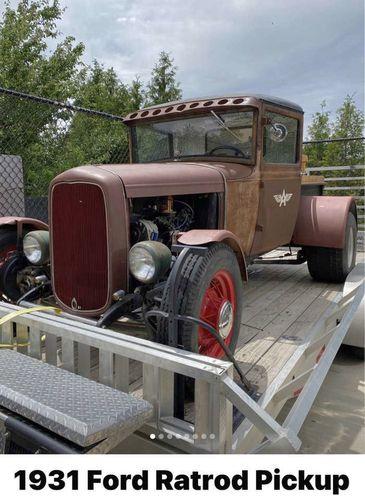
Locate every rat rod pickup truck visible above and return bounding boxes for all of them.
[0,94,357,361]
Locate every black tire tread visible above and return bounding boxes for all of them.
[307,246,346,282]
[0,228,19,298]
[306,213,357,283]
[156,243,243,355]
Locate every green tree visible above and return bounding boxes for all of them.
[0,4,184,197]
[304,101,331,166]
[57,61,131,171]
[146,51,182,106]
[0,0,84,97]
[74,60,130,114]
[326,95,364,166]
[305,96,364,168]
[0,0,85,195]
[304,96,364,203]
[129,76,145,111]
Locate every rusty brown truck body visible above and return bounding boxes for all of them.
[0,94,357,361]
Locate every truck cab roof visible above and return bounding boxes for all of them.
[123,94,303,124]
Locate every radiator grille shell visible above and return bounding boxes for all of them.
[51,182,109,313]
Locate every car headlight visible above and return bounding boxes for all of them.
[129,241,172,284]
[23,230,50,265]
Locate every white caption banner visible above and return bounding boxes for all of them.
[0,454,362,498]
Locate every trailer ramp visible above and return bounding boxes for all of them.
[0,349,152,453]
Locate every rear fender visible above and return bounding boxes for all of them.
[177,229,248,281]
[0,216,48,234]
[291,196,357,249]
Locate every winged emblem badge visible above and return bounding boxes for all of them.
[273,189,293,207]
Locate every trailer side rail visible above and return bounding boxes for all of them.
[251,280,364,453]
[0,270,363,453]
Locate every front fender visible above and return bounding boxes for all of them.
[0,216,48,232]
[177,229,248,281]
[291,196,356,249]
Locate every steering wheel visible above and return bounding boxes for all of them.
[207,145,249,158]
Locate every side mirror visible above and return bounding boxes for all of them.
[268,123,288,142]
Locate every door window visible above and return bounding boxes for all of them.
[263,112,298,164]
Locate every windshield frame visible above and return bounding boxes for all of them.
[129,106,258,166]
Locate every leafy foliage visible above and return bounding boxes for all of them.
[325,96,364,167]
[0,1,182,196]
[146,51,182,105]
[304,101,331,166]
[304,96,364,203]
[0,0,84,97]
[304,96,364,167]
[129,76,146,111]
[0,0,85,194]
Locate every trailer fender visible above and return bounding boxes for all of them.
[0,216,48,233]
[177,229,248,281]
[291,196,357,249]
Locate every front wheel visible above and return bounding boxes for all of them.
[156,243,243,359]
[306,212,357,283]
[0,228,18,299]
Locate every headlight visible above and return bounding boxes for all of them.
[23,230,50,265]
[129,241,172,284]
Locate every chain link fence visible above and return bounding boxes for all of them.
[0,87,129,222]
[0,87,364,230]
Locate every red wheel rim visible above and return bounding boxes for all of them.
[0,244,16,269]
[198,269,236,358]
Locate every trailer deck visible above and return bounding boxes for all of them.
[96,254,343,396]
[0,257,363,454]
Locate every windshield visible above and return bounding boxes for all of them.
[131,110,254,163]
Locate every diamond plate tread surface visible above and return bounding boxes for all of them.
[0,350,153,447]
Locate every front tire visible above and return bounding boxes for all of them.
[0,228,18,299]
[306,212,357,283]
[156,243,243,359]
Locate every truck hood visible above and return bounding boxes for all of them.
[96,162,225,197]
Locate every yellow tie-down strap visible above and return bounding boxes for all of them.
[0,305,62,348]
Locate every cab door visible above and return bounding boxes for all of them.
[250,106,303,255]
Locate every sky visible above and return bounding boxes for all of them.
[1,0,364,135]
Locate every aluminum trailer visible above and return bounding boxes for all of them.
[0,260,363,454]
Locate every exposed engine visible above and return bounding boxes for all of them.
[0,258,50,303]
[0,190,219,320]
[130,193,218,247]
[17,266,49,295]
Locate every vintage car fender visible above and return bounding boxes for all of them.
[177,229,248,281]
[0,216,48,232]
[291,196,357,249]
